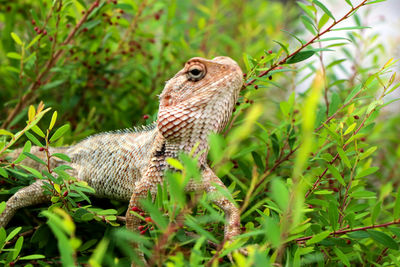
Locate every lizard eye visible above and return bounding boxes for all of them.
[187,64,206,81]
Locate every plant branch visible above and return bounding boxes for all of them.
[1,0,100,129]
[296,220,400,242]
[243,0,369,88]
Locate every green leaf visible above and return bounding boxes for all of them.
[297,2,316,19]
[20,164,43,179]
[344,123,356,136]
[49,124,70,143]
[12,236,24,260]
[25,131,43,147]
[327,165,346,186]
[0,129,14,137]
[0,201,5,215]
[332,26,370,31]
[350,190,376,198]
[31,125,45,138]
[337,147,351,169]
[19,254,46,260]
[355,167,379,179]
[393,188,400,219]
[344,84,363,103]
[27,35,41,49]
[286,51,315,64]
[49,111,57,130]
[13,140,32,164]
[345,0,353,7]
[89,238,109,267]
[166,158,184,170]
[301,15,317,35]
[328,201,338,230]
[306,230,331,245]
[318,13,330,29]
[273,40,289,55]
[367,230,399,249]
[23,152,47,165]
[270,179,289,211]
[333,247,350,266]
[0,168,7,178]
[7,52,22,60]
[313,0,335,21]
[11,32,23,45]
[371,201,381,225]
[360,146,377,160]
[52,153,71,162]
[6,227,22,242]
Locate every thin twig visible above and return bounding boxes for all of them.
[296,220,400,242]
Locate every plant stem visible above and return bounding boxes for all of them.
[243,0,369,88]
[296,220,400,242]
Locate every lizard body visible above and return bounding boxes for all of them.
[0,56,243,259]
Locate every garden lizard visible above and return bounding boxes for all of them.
[0,56,243,256]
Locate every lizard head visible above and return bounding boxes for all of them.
[158,56,243,141]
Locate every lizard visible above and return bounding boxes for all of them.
[0,56,244,261]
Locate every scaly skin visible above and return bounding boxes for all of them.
[0,56,243,263]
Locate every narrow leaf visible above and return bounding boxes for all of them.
[11,32,23,45]
[313,0,335,21]
[286,51,315,64]
[50,124,70,143]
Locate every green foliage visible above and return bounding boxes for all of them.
[1,0,400,266]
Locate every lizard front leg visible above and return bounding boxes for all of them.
[0,180,50,228]
[201,167,241,240]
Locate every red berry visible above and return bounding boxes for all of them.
[83,27,88,32]
[268,50,273,54]
[81,10,86,15]
[117,16,120,19]
[138,225,145,230]
[145,217,152,223]
[43,30,47,35]
[63,191,68,197]
[31,20,36,25]
[37,29,42,34]
[360,137,366,142]
[243,73,247,77]
[139,212,145,217]
[143,114,149,120]
[360,148,364,153]
[39,147,45,151]
[34,26,39,32]
[131,206,141,212]
[11,163,15,168]
[49,36,54,41]
[140,230,147,235]
[346,239,351,244]
[268,76,272,80]
[254,85,258,89]
[332,187,339,192]
[119,10,124,14]
[353,115,359,120]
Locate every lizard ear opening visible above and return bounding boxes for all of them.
[187,63,206,81]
